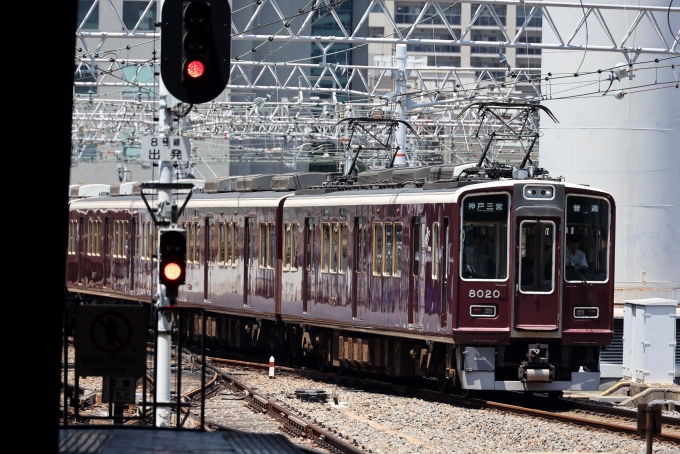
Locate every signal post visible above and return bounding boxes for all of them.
[149,0,230,427]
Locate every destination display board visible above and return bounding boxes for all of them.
[462,194,509,222]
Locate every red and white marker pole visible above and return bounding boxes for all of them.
[269,356,275,379]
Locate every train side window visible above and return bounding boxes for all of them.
[321,223,330,273]
[153,225,158,261]
[412,218,424,277]
[291,223,299,271]
[394,223,403,277]
[68,220,77,255]
[339,223,347,274]
[460,194,509,281]
[113,221,119,257]
[226,222,234,266]
[444,218,450,279]
[356,218,367,274]
[565,196,610,283]
[217,222,225,266]
[305,218,315,271]
[383,223,393,276]
[432,222,440,280]
[259,223,267,269]
[331,223,339,273]
[283,223,291,272]
[268,223,275,269]
[373,223,383,276]
[232,223,239,267]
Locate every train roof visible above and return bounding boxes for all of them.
[68,180,611,211]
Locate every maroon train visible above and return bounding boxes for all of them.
[67,172,615,394]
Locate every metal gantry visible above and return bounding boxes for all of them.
[72,0,680,166]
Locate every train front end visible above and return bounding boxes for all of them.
[453,181,615,393]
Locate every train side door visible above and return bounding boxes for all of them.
[514,218,560,332]
[130,217,136,292]
[408,216,425,328]
[203,216,212,302]
[103,217,110,288]
[303,217,316,314]
[78,217,85,284]
[352,217,367,320]
[244,217,255,308]
[440,217,450,328]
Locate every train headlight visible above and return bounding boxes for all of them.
[573,307,599,318]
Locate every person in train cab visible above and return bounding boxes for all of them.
[462,251,476,278]
[471,234,489,277]
[565,234,588,270]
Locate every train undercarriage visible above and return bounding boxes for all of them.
[75,296,600,395]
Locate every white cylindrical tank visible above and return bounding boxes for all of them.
[540,1,680,303]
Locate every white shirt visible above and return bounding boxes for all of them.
[566,249,588,268]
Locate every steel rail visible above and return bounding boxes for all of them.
[207,356,680,444]
[201,358,367,454]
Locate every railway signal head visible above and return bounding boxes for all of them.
[159,228,187,298]
[161,0,231,104]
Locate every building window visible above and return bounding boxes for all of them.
[407,33,460,54]
[471,4,506,26]
[471,32,503,54]
[516,36,542,55]
[369,27,384,38]
[121,66,155,100]
[517,7,542,28]
[77,0,99,30]
[74,64,98,95]
[122,1,157,31]
[395,4,461,25]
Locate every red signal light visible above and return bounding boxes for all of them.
[163,261,183,282]
[186,60,205,78]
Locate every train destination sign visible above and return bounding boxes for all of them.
[75,305,147,377]
[463,194,508,222]
[141,135,191,162]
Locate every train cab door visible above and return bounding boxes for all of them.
[244,217,256,308]
[203,215,213,303]
[514,218,561,332]
[303,217,316,314]
[352,217,367,320]
[408,216,426,328]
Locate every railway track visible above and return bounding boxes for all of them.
[206,355,680,445]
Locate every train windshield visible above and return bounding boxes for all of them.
[565,196,610,282]
[460,194,509,280]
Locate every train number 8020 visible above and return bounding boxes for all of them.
[469,289,501,299]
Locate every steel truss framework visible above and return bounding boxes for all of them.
[73,0,680,164]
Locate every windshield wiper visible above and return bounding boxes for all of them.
[570,261,589,287]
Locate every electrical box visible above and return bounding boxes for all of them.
[622,298,677,384]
